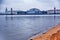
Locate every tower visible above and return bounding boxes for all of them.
[54,7,56,14]
[5,8,8,14]
[11,8,13,15]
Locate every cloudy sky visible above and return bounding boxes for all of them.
[0,0,60,12]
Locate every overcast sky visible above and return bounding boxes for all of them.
[0,0,60,12]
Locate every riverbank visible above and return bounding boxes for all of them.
[30,24,60,40]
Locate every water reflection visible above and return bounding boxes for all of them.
[5,15,13,20]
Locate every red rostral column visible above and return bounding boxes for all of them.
[54,7,56,14]
[54,7,56,25]
[11,8,13,15]
[5,8,8,14]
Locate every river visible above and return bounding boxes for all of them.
[0,15,60,40]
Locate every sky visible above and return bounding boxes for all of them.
[0,0,60,12]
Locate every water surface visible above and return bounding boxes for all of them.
[0,15,60,40]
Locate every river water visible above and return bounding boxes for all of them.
[0,15,60,40]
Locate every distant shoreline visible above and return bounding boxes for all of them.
[0,14,60,15]
[0,14,60,16]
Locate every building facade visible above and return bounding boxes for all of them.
[47,10,60,14]
[27,8,42,15]
[47,8,60,14]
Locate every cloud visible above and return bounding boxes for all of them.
[0,0,60,12]
[0,0,2,4]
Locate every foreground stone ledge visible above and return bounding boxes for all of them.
[30,24,60,40]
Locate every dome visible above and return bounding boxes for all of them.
[27,8,41,12]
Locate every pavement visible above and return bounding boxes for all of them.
[30,24,60,40]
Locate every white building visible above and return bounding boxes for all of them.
[5,8,17,15]
[47,10,60,14]
[7,11,17,15]
[47,8,60,14]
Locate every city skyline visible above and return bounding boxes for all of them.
[0,0,60,12]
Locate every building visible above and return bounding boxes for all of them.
[7,11,17,15]
[47,7,60,14]
[5,8,17,15]
[41,11,47,14]
[17,11,26,15]
[27,8,42,15]
[5,8,26,15]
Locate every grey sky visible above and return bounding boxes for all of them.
[0,0,60,12]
